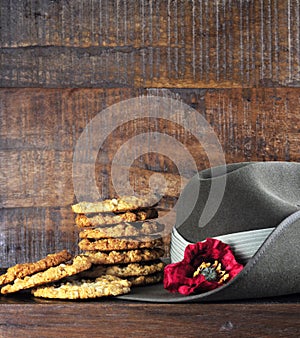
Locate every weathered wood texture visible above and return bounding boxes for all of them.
[0,87,299,266]
[1,0,300,88]
[0,300,299,337]
[0,1,300,334]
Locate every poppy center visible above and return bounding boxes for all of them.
[193,260,230,284]
[199,267,218,281]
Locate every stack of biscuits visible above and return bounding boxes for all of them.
[0,195,166,300]
[71,195,166,288]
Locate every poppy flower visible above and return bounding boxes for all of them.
[164,238,244,296]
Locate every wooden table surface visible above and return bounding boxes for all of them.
[0,1,300,336]
[0,292,299,337]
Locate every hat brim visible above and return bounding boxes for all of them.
[118,210,300,302]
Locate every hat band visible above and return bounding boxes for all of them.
[170,226,274,264]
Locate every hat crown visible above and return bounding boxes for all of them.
[175,162,300,243]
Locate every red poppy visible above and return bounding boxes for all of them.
[164,238,244,295]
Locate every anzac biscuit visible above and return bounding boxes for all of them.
[79,221,164,239]
[76,209,158,227]
[1,255,92,294]
[32,275,131,299]
[71,195,158,214]
[77,260,165,279]
[0,250,72,286]
[84,248,165,265]
[78,236,164,251]
[105,260,165,277]
[128,272,164,286]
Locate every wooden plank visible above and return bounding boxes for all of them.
[0,206,78,266]
[203,88,300,163]
[0,301,299,337]
[1,88,299,209]
[0,0,300,88]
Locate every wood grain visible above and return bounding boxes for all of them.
[1,88,299,203]
[0,301,299,337]
[0,206,78,266]
[0,0,299,332]
[0,0,300,88]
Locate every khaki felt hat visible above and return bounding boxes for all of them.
[119,162,300,302]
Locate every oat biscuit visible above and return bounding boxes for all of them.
[128,272,164,286]
[78,236,164,251]
[77,260,165,279]
[32,275,131,299]
[79,221,164,239]
[84,248,165,265]
[71,195,158,214]
[76,209,158,227]
[105,260,165,277]
[1,255,92,294]
[0,250,72,287]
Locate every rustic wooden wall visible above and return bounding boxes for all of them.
[0,0,299,267]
